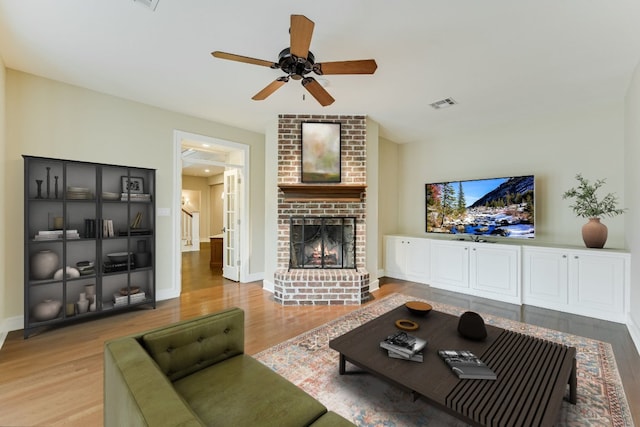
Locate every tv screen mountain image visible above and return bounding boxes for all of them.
[426,175,535,239]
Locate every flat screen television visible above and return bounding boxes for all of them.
[425,175,535,239]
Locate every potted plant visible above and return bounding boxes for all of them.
[562,174,625,248]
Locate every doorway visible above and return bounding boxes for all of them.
[173,130,249,295]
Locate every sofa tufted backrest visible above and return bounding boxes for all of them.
[141,307,245,381]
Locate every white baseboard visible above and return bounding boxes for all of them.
[157,288,181,301]
[0,315,25,350]
[243,271,264,284]
[369,278,380,292]
[262,278,275,293]
[628,313,640,357]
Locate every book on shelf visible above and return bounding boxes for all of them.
[121,193,151,202]
[113,291,146,307]
[101,219,115,238]
[380,331,428,359]
[438,350,497,380]
[103,261,135,273]
[34,229,80,240]
[118,228,152,236]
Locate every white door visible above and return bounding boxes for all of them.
[223,169,240,281]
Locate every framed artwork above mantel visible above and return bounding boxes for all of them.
[301,121,341,183]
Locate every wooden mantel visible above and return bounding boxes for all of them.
[278,184,367,201]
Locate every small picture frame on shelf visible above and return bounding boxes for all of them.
[121,176,144,194]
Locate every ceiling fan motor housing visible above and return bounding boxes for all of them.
[278,48,315,80]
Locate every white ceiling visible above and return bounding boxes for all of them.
[181,139,236,178]
[1,0,639,144]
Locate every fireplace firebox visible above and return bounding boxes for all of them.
[289,217,356,269]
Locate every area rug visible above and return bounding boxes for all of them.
[254,293,633,427]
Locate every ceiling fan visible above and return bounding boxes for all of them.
[211,14,377,107]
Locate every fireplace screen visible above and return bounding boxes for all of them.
[289,217,356,269]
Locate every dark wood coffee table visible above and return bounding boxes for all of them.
[329,305,576,427]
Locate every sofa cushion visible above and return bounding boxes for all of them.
[142,308,244,381]
[173,354,328,427]
[104,337,205,427]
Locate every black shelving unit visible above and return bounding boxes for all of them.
[23,155,156,337]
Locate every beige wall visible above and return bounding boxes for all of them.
[396,103,626,248]
[210,183,223,236]
[3,70,264,321]
[377,136,399,270]
[625,59,640,350]
[0,58,6,328]
[182,175,211,240]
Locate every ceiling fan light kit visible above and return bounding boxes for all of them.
[132,0,159,11]
[430,97,458,110]
[211,14,377,107]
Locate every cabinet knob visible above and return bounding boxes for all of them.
[574,256,579,259]
[562,255,567,258]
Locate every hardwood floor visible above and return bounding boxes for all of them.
[1,247,638,426]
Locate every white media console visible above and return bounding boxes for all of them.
[384,235,630,324]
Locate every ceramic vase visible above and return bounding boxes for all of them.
[30,250,60,280]
[77,292,89,314]
[135,240,150,268]
[582,218,608,248]
[85,284,97,312]
[32,299,62,321]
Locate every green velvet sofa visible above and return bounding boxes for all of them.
[104,307,354,427]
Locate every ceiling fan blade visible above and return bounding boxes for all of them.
[315,59,378,75]
[211,51,276,68]
[290,15,314,59]
[302,77,335,107]
[252,77,288,101]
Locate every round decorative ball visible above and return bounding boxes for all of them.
[30,250,60,280]
[32,299,62,321]
[53,266,80,280]
[457,311,487,341]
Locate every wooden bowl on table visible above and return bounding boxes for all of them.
[405,301,433,317]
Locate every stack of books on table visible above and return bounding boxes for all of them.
[113,291,146,308]
[121,193,152,202]
[34,229,80,240]
[380,331,428,362]
[438,350,497,380]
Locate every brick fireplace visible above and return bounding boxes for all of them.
[274,114,370,305]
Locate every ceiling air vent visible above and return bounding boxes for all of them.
[133,0,159,11]
[430,97,457,110]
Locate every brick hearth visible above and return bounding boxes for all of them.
[274,114,370,305]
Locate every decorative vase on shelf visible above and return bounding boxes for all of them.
[85,284,97,312]
[582,218,608,249]
[77,292,89,314]
[135,239,150,267]
[30,250,60,280]
[32,299,62,321]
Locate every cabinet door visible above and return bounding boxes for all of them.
[470,244,520,301]
[384,236,405,277]
[405,238,429,283]
[522,248,569,308]
[430,241,469,289]
[384,236,429,283]
[569,252,625,316]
